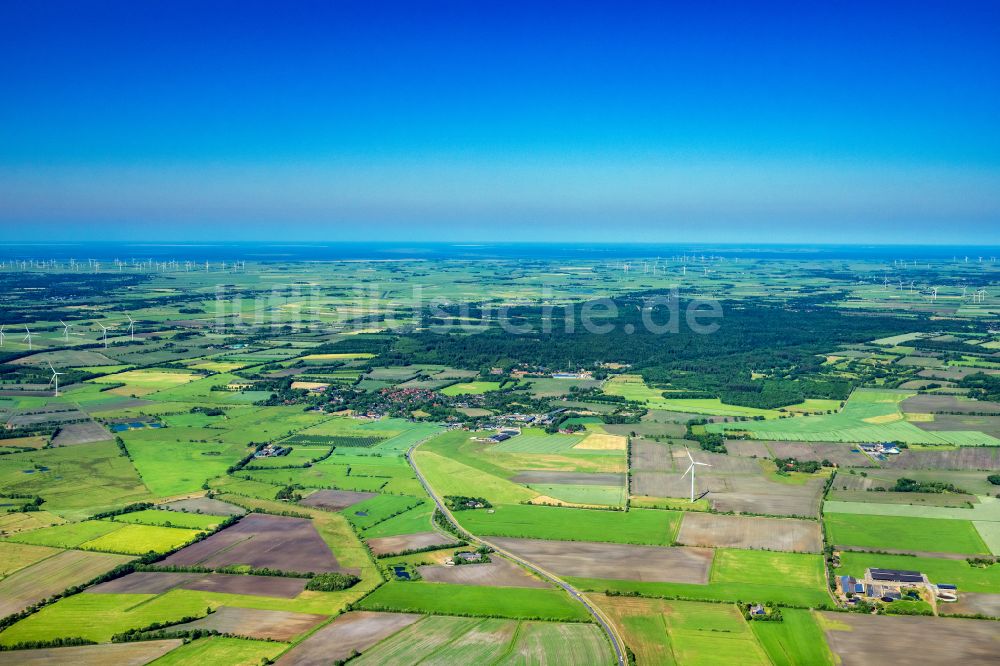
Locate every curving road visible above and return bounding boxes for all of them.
[406,439,627,666]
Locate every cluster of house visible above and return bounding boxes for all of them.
[254,443,292,458]
[838,567,957,604]
[858,442,901,458]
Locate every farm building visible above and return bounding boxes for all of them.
[839,567,958,604]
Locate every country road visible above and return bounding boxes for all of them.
[406,438,628,666]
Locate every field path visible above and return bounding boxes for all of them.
[407,436,627,666]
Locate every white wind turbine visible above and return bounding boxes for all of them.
[59,320,72,342]
[23,325,33,350]
[681,448,711,503]
[46,361,64,397]
[125,314,135,341]
[98,322,110,348]
[0,325,4,347]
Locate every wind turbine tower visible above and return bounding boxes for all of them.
[125,314,135,341]
[23,326,33,351]
[681,449,711,503]
[60,320,72,342]
[98,323,109,348]
[47,362,64,397]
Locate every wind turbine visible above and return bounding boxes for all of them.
[681,448,711,503]
[929,287,938,302]
[0,325,5,347]
[125,314,135,341]
[59,320,72,341]
[23,325,33,351]
[46,362,64,397]
[98,323,110,348]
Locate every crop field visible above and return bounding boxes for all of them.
[274,611,423,666]
[171,606,327,641]
[0,640,184,666]
[676,513,823,553]
[89,571,309,598]
[594,596,772,666]
[345,615,609,666]
[751,608,834,666]
[5,519,124,548]
[825,512,991,554]
[160,512,348,573]
[111,508,223,529]
[819,612,1000,666]
[490,537,713,583]
[523,482,626,506]
[80,523,205,555]
[456,504,680,545]
[440,381,504,395]
[417,557,550,588]
[89,368,203,396]
[357,581,591,621]
[0,550,134,617]
[366,531,459,556]
[300,488,377,510]
[146,637,287,666]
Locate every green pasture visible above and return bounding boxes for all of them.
[456,504,679,545]
[357,581,590,621]
[825,512,990,554]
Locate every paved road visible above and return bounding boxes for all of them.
[406,439,627,666]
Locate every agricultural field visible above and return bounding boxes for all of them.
[0,252,999,663]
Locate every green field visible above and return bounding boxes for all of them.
[4,519,123,549]
[112,509,223,530]
[357,581,591,621]
[751,608,835,666]
[524,483,626,506]
[440,381,503,396]
[0,541,61,576]
[825,512,991,555]
[351,615,609,665]
[455,504,680,545]
[0,592,212,644]
[80,522,204,554]
[148,637,287,666]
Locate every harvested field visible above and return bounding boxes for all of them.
[0,550,132,616]
[511,471,624,486]
[490,537,713,583]
[903,394,1000,414]
[367,531,460,556]
[161,497,247,516]
[940,592,1000,618]
[0,640,183,666]
[160,512,348,574]
[7,409,88,427]
[709,475,826,517]
[274,611,422,666]
[632,469,824,517]
[574,433,626,450]
[676,513,823,553]
[89,571,197,594]
[89,571,309,598]
[172,606,327,641]
[50,421,112,446]
[724,440,771,457]
[417,558,549,588]
[820,612,1000,665]
[881,447,999,470]
[914,414,1000,438]
[301,489,377,510]
[630,439,676,472]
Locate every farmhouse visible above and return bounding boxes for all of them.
[254,444,291,458]
[859,443,901,456]
[838,567,959,604]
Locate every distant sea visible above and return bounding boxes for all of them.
[1,242,998,263]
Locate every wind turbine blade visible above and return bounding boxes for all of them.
[685,448,694,463]
[681,464,693,479]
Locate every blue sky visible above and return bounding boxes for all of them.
[1,0,998,243]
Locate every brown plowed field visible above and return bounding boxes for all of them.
[676,512,822,553]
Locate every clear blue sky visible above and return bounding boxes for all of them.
[1,0,998,243]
